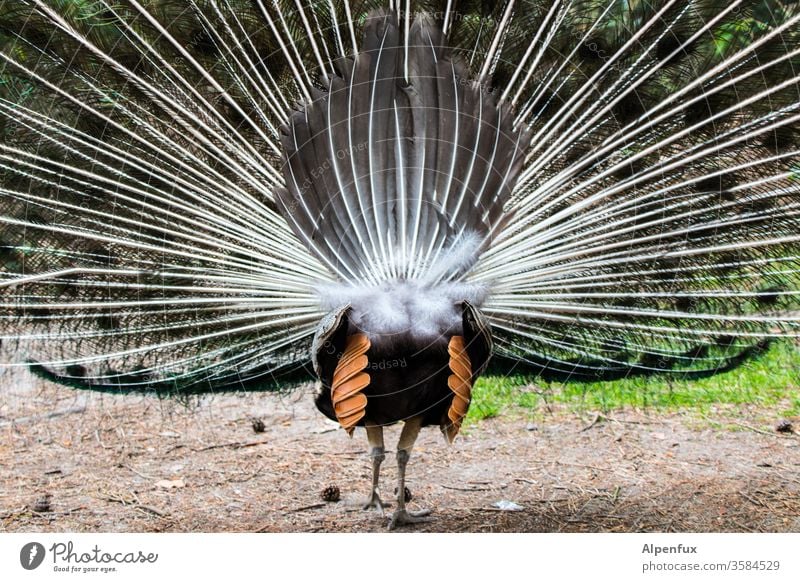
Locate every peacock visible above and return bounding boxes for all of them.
[1,0,799,529]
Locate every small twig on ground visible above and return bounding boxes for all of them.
[122,464,157,480]
[225,464,266,484]
[700,414,790,437]
[134,505,168,518]
[739,491,766,507]
[22,507,87,518]
[556,461,613,472]
[195,440,267,452]
[94,430,112,450]
[102,491,168,519]
[0,507,28,522]
[441,483,508,492]
[310,427,338,435]
[307,450,362,457]
[289,503,326,513]
[581,413,604,432]
[0,406,87,427]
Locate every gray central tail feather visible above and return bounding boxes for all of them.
[276,10,532,285]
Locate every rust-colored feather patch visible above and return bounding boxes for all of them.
[444,335,472,443]
[331,333,371,435]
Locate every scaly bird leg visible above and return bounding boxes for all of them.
[388,416,432,530]
[363,423,385,513]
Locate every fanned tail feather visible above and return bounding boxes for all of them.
[0,0,797,392]
[276,8,531,284]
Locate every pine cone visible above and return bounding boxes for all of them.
[31,494,52,513]
[394,486,412,503]
[321,485,340,502]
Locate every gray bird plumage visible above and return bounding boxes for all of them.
[277,11,530,287]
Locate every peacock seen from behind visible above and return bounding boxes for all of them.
[1,0,799,528]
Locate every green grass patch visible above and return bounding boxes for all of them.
[466,341,800,423]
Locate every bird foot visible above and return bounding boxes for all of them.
[387,508,432,530]
[362,492,385,514]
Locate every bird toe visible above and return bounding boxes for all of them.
[387,508,433,530]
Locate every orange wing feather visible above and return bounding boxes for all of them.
[331,333,371,435]
[444,335,473,443]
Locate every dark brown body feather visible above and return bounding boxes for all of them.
[314,301,491,432]
[315,341,454,428]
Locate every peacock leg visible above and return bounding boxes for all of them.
[362,422,385,513]
[388,416,433,530]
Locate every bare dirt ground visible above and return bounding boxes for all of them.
[1,369,799,533]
